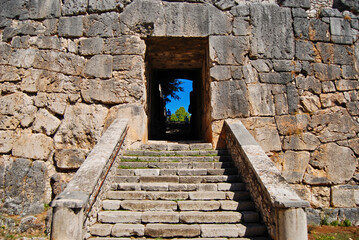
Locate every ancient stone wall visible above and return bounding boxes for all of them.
[0,0,358,226]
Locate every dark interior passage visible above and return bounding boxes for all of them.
[145,37,209,141]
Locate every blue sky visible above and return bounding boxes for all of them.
[166,79,193,115]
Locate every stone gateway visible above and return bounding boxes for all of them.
[0,0,358,236]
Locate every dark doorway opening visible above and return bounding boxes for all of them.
[145,37,209,142]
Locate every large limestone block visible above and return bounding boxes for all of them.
[54,103,108,149]
[306,143,356,184]
[12,133,53,160]
[0,116,20,130]
[310,109,358,142]
[145,224,200,238]
[250,3,294,59]
[295,40,316,61]
[112,223,144,237]
[84,12,121,37]
[89,0,118,12]
[248,84,275,116]
[33,50,86,76]
[332,185,359,207]
[59,16,84,37]
[113,55,144,79]
[54,149,87,170]
[0,43,12,64]
[283,133,320,151]
[62,0,88,15]
[208,5,232,35]
[104,36,145,55]
[4,158,48,215]
[0,92,37,127]
[79,37,104,56]
[296,75,321,94]
[211,81,249,119]
[9,49,38,68]
[252,127,281,152]
[282,151,310,183]
[278,113,310,135]
[0,131,14,153]
[120,0,165,36]
[313,63,341,81]
[34,93,68,116]
[32,109,61,136]
[316,42,354,65]
[210,36,249,65]
[84,55,113,79]
[81,78,144,104]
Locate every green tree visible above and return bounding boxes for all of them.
[161,78,184,103]
[170,113,178,121]
[170,107,191,122]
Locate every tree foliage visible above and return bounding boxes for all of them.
[170,107,191,122]
[161,78,184,103]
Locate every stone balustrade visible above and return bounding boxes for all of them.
[50,118,128,240]
[224,120,310,240]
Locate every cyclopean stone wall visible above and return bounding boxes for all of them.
[0,0,358,226]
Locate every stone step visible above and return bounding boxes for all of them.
[116,168,238,176]
[113,175,242,184]
[112,182,246,192]
[120,155,232,163]
[90,238,270,240]
[139,142,213,151]
[107,190,251,201]
[124,149,229,156]
[91,223,267,238]
[118,161,235,169]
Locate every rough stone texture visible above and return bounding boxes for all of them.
[54,103,108,149]
[282,151,310,183]
[283,133,320,151]
[54,149,87,170]
[306,143,356,184]
[84,12,121,37]
[250,4,294,59]
[84,55,113,79]
[32,109,61,136]
[79,37,104,56]
[58,16,84,37]
[209,36,249,65]
[248,84,275,116]
[0,131,14,153]
[211,81,249,119]
[12,134,53,160]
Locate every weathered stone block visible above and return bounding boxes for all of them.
[62,0,88,15]
[99,211,141,223]
[250,4,294,59]
[292,8,308,18]
[253,127,282,152]
[33,50,86,76]
[113,55,144,78]
[104,36,145,55]
[295,40,315,61]
[210,66,231,81]
[79,37,104,56]
[54,149,87,170]
[313,63,341,81]
[209,35,249,65]
[58,16,83,37]
[332,185,359,207]
[89,0,117,13]
[142,211,179,223]
[259,72,292,84]
[248,84,275,116]
[82,78,143,105]
[0,131,14,153]
[211,81,249,119]
[347,101,359,115]
[84,55,113,79]
[274,93,289,115]
[208,5,232,35]
[273,60,301,72]
[316,42,354,65]
[335,80,359,91]
[296,75,321,94]
[178,201,220,211]
[278,0,310,9]
[183,3,208,37]
[333,0,359,14]
[275,114,310,135]
[145,224,200,238]
[32,109,61,136]
[84,12,121,37]
[201,224,239,238]
[112,223,144,237]
[54,103,108,149]
[310,143,356,184]
[12,133,53,160]
[330,17,352,37]
[9,49,38,68]
[309,19,330,42]
[233,17,249,36]
[230,3,250,17]
[242,63,258,83]
[180,211,241,223]
[294,18,309,39]
[283,133,320,151]
[300,92,321,113]
[320,93,346,108]
[282,151,310,183]
[0,116,19,130]
[90,223,112,237]
[0,43,11,64]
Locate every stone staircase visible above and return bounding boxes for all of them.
[89,142,269,240]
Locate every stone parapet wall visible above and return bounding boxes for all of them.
[0,0,358,224]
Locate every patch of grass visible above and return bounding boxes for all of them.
[315,235,335,240]
[330,220,339,226]
[118,166,150,169]
[341,219,352,227]
[320,216,330,226]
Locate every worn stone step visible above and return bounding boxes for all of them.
[118,161,235,169]
[120,156,231,163]
[140,142,213,151]
[142,211,180,223]
[107,191,190,200]
[89,238,269,240]
[219,200,256,211]
[179,211,241,223]
[98,211,141,224]
[144,223,201,238]
[117,168,239,176]
[114,175,242,184]
[120,200,177,211]
[123,149,229,156]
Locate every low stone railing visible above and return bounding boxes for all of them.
[224,120,310,240]
[50,118,128,240]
